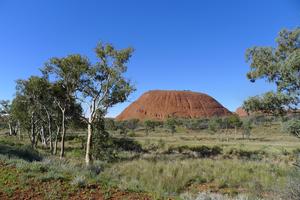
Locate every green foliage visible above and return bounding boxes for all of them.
[80,42,136,109]
[92,123,118,162]
[244,27,300,115]
[282,119,300,138]
[100,158,289,198]
[79,42,136,165]
[115,120,129,136]
[10,95,31,132]
[38,170,66,182]
[115,119,140,135]
[0,100,11,116]
[284,155,300,200]
[71,175,86,188]
[225,114,243,129]
[227,148,266,160]
[92,118,143,161]
[248,114,278,126]
[42,54,89,95]
[180,118,209,130]
[243,92,296,116]
[126,119,140,132]
[144,120,161,134]
[167,145,222,158]
[112,137,143,152]
[242,120,252,139]
[165,118,177,134]
[208,117,222,133]
[104,118,117,131]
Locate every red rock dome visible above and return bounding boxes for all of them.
[116,90,231,121]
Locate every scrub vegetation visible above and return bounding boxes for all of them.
[0,28,300,199]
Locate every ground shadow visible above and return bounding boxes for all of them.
[0,143,42,162]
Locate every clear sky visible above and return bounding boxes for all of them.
[0,0,299,117]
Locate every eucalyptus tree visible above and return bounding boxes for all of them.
[10,95,31,141]
[42,54,89,158]
[15,76,51,147]
[243,28,300,115]
[49,84,83,155]
[80,43,135,165]
[0,100,16,136]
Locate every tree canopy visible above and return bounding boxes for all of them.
[243,28,300,115]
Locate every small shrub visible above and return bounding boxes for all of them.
[167,145,222,158]
[144,120,162,134]
[71,175,86,188]
[113,137,143,152]
[190,145,222,157]
[164,118,177,134]
[92,129,118,162]
[282,154,300,200]
[292,148,300,155]
[181,118,209,130]
[128,131,136,137]
[227,148,265,160]
[282,119,300,138]
[87,164,102,176]
[208,118,222,133]
[39,170,66,182]
[157,139,166,149]
[241,120,252,139]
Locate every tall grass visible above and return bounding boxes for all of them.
[100,158,290,198]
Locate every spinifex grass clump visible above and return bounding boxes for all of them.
[100,158,289,198]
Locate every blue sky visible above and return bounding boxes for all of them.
[0,0,299,117]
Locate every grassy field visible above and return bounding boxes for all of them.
[0,122,299,199]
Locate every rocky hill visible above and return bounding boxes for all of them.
[116,90,231,121]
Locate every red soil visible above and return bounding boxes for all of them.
[116,90,231,121]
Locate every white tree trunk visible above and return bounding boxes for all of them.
[18,121,21,140]
[54,125,60,155]
[60,109,66,159]
[45,109,53,153]
[85,116,93,166]
[40,126,47,147]
[30,112,36,148]
[8,123,12,136]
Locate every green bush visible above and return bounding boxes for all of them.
[92,130,118,162]
[144,120,162,134]
[164,118,177,134]
[282,119,300,138]
[227,148,266,160]
[167,145,222,158]
[71,175,86,188]
[242,120,252,139]
[181,118,209,130]
[208,117,222,133]
[283,155,300,200]
[105,118,117,131]
[112,137,143,152]
[39,170,66,182]
[189,145,222,157]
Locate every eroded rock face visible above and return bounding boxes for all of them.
[116,90,231,121]
[235,107,249,117]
